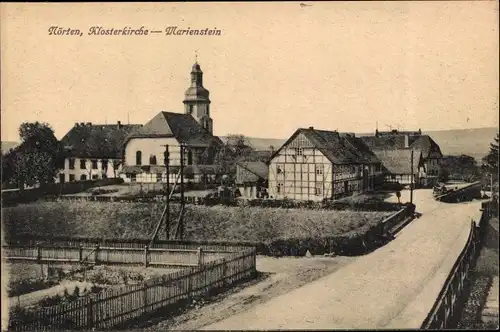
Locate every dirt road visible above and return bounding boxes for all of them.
[200,190,484,330]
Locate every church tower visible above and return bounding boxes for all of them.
[183,62,213,134]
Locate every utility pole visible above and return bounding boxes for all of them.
[410,149,414,204]
[179,143,185,239]
[163,145,170,240]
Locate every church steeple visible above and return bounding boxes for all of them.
[183,61,213,134]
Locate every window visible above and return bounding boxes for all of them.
[295,148,303,156]
[276,164,284,174]
[113,161,120,170]
[130,174,137,182]
[69,174,75,182]
[187,150,193,165]
[136,151,142,166]
[80,159,86,169]
[92,174,98,180]
[91,160,98,170]
[277,183,284,193]
[188,105,194,114]
[351,166,357,174]
[207,104,210,115]
[149,155,157,165]
[68,158,75,170]
[316,165,324,175]
[156,173,163,182]
[80,174,87,180]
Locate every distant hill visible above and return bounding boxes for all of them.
[222,127,498,163]
[1,141,18,154]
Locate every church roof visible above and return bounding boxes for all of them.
[60,122,142,159]
[269,127,381,165]
[125,111,222,147]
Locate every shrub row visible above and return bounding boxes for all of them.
[2,178,124,206]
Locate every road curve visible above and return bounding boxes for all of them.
[200,190,484,330]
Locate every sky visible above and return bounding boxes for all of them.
[1,1,498,142]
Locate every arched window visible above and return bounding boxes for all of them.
[149,155,157,165]
[136,151,142,166]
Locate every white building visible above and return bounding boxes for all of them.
[120,62,223,184]
[57,121,141,183]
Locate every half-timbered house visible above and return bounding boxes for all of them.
[267,127,383,201]
[360,129,443,186]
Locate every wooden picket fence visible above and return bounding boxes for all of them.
[8,247,257,331]
[421,199,497,329]
[3,244,233,267]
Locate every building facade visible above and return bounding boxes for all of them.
[360,129,443,186]
[373,149,426,187]
[267,127,383,201]
[235,161,269,199]
[57,122,142,183]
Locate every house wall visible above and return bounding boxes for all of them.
[121,172,205,184]
[424,157,441,177]
[56,157,123,183]
[123,137,210,184]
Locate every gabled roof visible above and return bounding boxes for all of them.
[409,135,443,158]
[60,123,142,159]
[360,133,442,159]
[373,149,422,175]
[236,161,269,184]
[126,111,222,147]
[269,128,381,165]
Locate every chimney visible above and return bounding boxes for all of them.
[418,128,422,135]
[117,121,122,129]
[309,126,314,130]
[80,122,85,126]
[86,122,92,126]
[404,134,409,148]
[75,122,79,127]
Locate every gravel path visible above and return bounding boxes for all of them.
[200,190,484,330]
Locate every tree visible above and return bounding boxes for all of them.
[440,154,480,182]
[483,133,499,175]
[213,134,253,183]
[3,122,62,187]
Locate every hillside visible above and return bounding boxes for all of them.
[223,127,498,162]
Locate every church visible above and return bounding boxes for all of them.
[120,62,224,184]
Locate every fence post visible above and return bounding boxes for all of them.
[197,247,203,266]
[36,245,42,262]
[94,245,100,264]
[79,245,83,262]
[144,245,149,267]
[143,285,148,314]
[87,296,94,329]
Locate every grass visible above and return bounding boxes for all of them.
[2,200,393,244]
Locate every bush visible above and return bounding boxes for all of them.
[3,201,393,245]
